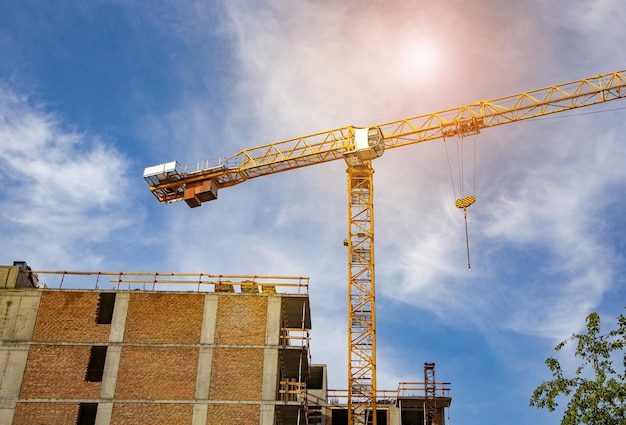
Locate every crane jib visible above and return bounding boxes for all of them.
[144,69,626,207]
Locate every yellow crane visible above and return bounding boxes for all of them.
[144,69,626,425]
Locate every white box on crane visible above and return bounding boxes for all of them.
[142,161,182,186]
[353,127,384,161]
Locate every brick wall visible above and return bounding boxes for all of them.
[20,345,101,399]
[110,403,193,425]
[32,292,110,342]
[209,347,264,401]
[214,295,267,345]
[124,293,204,343]
[13,402,79,425]
[11,289,284,424]
[206,403,260,425]
[115,346,198,400]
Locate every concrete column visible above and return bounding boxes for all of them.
[108,292,130,343]
[260,295,281,425]
[100,346,122,399]
[264,296,282,346]
[389,404,401,425]
[100,292,129,398]
[262,296,282,400]
[192,405,208,425]
[95,402,113,425]
[0,291,41,424]
[261,348,279,402]
[260,404,275,425]
[200,295,218,345]
[194,347,214,400]
[97,291,130,424]
[0,408,15,425]
[192,295,218,425]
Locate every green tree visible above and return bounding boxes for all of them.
[530,309,626,424]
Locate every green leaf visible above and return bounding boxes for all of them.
[530,309,626,425]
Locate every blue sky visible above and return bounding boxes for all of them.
[1,1,625,424]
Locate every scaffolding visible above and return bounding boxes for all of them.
[277,292,312,424]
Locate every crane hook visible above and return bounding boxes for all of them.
[455,196,476,268]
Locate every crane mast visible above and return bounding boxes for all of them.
[144,69,626,425]
[346,162,377,425]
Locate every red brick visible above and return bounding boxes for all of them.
[115,346,198,400]
[124,293,204,344]
[206,403,260,425]
[32,292,109,343]
[214,295,267,345]
[209,348,264,400]
[20,345,101,399]
[13,402,79,425]
[111,403,193,425]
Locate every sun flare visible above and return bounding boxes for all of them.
[400,39,443,78]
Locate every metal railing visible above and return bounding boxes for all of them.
[183,157,235,175]
[327,381,451,405]
[398,381,451,398]
[22,270,309,294]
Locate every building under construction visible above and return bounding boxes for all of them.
[0,262,451,425]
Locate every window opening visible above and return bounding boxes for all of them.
[96,293,116,324]
[77,403,98,425]
[85,346,107,382]
[306,366,324,389]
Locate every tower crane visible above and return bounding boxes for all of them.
[144,69,626,425]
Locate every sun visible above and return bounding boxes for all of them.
[399,39,443,80]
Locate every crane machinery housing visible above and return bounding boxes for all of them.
[144,69,626,425]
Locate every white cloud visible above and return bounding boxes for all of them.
[482,128,624,338]
[0,85,135,269]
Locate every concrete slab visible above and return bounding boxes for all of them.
[0,291,41,341]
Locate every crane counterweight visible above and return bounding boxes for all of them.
[184,179,219,208]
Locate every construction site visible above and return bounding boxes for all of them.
[1,262,450,425]
[1,69,626,425]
